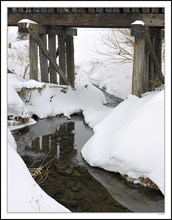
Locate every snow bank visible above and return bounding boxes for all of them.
[81,91,164,194]
[8,75,28,118]
[76,61,132,99]
[8,129,70,212]
[8,40,29,78]
[8,74,46,129]
[26,82,112,128]
[8,74,45,118]
[8,73,111,129]
[8,73,45,90]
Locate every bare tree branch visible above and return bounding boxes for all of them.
[94,28,164,65]
[93,29,134,64]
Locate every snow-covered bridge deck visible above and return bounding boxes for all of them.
[8,7,164,28]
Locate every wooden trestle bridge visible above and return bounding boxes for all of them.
[8,8,164,97]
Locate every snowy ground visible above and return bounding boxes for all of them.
[75,61,132,99]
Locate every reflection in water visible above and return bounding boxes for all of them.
[39,136,42,150]
[14,119,76,163]
[57,144,60,159]
[12,116,164,212]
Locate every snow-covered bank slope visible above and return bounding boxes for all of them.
[8,40,30,79]
[8,74,46,129]
[81,91,164,194]
[8,74,112,129]
[8,74,45,117]
[76,62,132,99]
[27,83,112,128]
[8,129,70,212]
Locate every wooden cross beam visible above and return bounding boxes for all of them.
[18,23,77,36]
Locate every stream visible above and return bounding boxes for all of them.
[11,91,164,212]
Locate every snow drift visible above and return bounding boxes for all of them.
[81,91,164,194]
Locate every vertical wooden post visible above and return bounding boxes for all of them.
[147,27,163,90]
[58,35,67,85]
[154,30,162,75]
[29,35,38,80]
[48,34,57,83]
[66,35,75,86]
[142,44,149,93]
[132,37,145,97]
[149,37,155,82]
[39,34,49,82]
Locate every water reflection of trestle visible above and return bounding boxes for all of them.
[29,121,76,161]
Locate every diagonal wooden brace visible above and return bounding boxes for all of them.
[27,25,72,86]
[143,25,164,83]
[131,23,164,83]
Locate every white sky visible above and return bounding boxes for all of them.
[74,28,108,64]
[8,27,110,64]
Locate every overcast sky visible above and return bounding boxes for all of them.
[74,28,107,64]
[8,26,112,65]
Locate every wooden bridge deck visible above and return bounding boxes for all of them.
[8,8,164,28]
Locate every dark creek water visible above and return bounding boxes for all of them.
[12,93,164,212]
